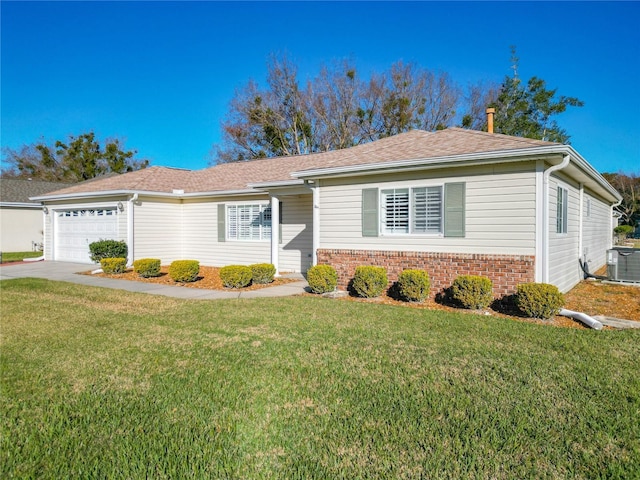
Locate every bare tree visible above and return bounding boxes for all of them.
[460,81,500,131]
[604,172,640,226]
[213,56,463,163]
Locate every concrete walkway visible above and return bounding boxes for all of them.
[0,260,309,300]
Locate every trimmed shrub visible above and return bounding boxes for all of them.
[352,266,388,298]
[89,240,128,263]
[133,258,161,278]
[220,265,252,288]
[100,257,127,274]
[397,269,431,302]
[306,264,338,294]
[169,260,200,283]
[250,263,276,284]
[516,282,564,319]
[451,275,494,310]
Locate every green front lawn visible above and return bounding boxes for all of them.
[0,251,43,263]
[1,278,639,478]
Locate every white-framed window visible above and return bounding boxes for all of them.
[227,204,272,241]
[380,186,443,235]
[556,186,568,234]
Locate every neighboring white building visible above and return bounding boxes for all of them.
[0,179,72,253]
[33,128,621,296]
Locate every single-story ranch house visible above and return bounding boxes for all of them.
[33,128,621,296]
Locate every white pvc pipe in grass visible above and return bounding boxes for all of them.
[559,308,603,330]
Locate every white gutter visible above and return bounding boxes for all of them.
[0,202,43,208]
[31,188,261,202]
[127,193,138,266]
[248,179,305,189]
[292,146,564,179]
[542,154,571,283]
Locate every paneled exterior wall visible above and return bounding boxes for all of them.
[133,197,183,264]
[278,194,313,273]
[582,190,612,274]
[0,206,44,252]
[318,162,538,256]
[182,195,272,267]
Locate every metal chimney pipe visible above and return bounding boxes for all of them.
[486,108,495,134]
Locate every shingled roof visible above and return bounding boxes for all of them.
[0,179,74,204]
[36,128,561,198]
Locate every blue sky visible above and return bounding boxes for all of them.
[2,1,639,174]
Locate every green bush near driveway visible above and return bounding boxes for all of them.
[89,240,128,263]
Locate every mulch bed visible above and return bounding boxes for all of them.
[85,265,298,291]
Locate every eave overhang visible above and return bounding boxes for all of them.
[31,188,263,202]
[291,145,622,204]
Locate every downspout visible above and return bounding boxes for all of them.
[270,195,280,276]
[578,183,584,263]
[610,198,623,249]
[542,154,571,283]
[127,193,138,266]
[312,183,320,266]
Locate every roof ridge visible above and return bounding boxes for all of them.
[445,127,561,146]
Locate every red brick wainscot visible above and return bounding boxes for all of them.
[317,249,536,299]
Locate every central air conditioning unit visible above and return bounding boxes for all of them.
[607,248,640,282]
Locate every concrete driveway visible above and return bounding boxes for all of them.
[0,260,308,300]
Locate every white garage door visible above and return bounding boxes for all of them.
[55,208,119,263]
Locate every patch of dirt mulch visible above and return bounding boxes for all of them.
[84,265,298,291]
[563,280,640,322]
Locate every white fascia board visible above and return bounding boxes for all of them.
[291,146,569,179]
[247,179,305,189]
[30,190,138,202]
[31,188,261,202]
[0,202,43,208]
[562,146,622,202]
[180,189,261,198]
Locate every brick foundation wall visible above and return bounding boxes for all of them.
[317,249,536,298]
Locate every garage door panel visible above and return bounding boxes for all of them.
[55,208,120,263]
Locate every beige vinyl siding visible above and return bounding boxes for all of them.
[134,197,183,264]
[182,195,271,267]
[582,191,611,274]
[0,207,44,252]
[548,176,581,292]
[42,198,127,261]
[279,194,313,272]
[319,162,538,255]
